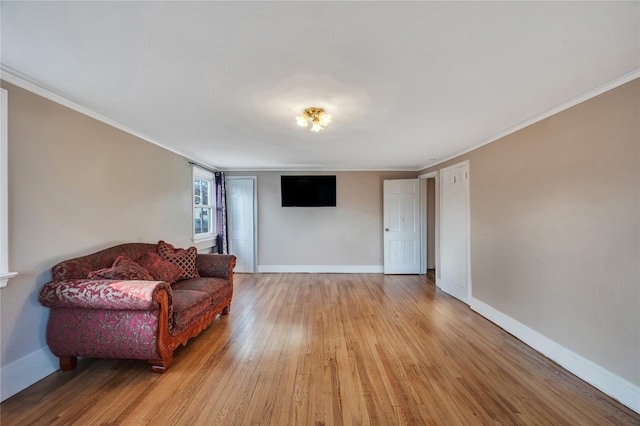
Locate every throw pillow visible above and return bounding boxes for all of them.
[87,255,154,281]
[137,251,184,284]
[157,240,199,280]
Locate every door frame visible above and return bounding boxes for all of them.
[225,176,258,273]
[418,171,438,280]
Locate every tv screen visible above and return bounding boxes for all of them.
[281,175,336,207]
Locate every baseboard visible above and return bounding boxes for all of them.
[470,297,640,414]
[4,296,636,414]
[1,347,58,402]
[258,265,384,273]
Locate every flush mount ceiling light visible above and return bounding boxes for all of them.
[296,107,332,132]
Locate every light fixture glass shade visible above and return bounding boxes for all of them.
[296,115,308,127]
[296,107,331,132]
[319,112,332,126]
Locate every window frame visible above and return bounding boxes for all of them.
[192,166,216,244]
[1,88,17,288]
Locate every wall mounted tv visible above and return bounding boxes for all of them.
[281,175,336,207]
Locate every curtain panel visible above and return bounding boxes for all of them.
[215,172,228,254]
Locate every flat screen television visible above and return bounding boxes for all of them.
[281,175,336,207]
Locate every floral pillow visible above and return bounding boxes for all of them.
[157,240,199,280]
[137,251,184,284]
[87,255,154,281]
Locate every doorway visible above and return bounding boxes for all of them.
[418,172,438,280]
[226,176,257,273]
[426,177,436,278]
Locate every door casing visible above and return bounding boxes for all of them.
[226,176,257,273]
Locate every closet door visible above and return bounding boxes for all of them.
[439,161,470,304]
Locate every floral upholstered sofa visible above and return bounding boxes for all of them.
[39,241,236,373]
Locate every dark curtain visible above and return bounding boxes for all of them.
[214,172,228,254]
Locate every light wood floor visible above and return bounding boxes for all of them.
[2,273,638,425]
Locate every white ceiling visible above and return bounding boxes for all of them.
[1,1,638,171]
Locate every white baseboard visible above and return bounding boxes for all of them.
[1,347,58,402]
[4,297,636,415]
[470,297,640,414]
[258,265,384,274]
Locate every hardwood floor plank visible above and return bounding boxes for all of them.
[2,273,638,425]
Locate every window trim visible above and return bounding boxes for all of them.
[0,88,17,288]
[192,166,216,244]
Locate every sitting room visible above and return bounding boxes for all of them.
[1,2,638,424]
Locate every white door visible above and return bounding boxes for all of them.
[383,179,421,274]
[226,177,256,273]
[439,161,470,303]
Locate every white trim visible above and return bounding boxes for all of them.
[0,67,220,172]
[0,88,16,288]
[419,178,427,275]
[192,234,217,245]
[192,166,216,242]
[221,166,417,172]
[470,296,640,414]
[1,347,58,402]
[0,272,17,287]
[419,69,640,171]
[2,66,637,174]
[226,176,258,273]
[417,172,437,179]
[258,265,384,274]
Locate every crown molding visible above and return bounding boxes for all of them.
[418,69,640,172]
[0,67,422,173]
[220,166,418,172]
[0,66,220,172]
[4,65,637,174]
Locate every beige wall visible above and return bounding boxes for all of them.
[225,171,417,268]
[419,79,639,386]
[1,81,196,378]
[2,74,637,401]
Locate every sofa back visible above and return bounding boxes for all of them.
[52,243,158,280]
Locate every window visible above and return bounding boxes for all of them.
[193,167,216,242]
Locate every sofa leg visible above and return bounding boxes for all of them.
[60,357,77,371]
[148,357,172,373]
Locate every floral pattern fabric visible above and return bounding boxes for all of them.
[40,242,236,368]
[46,308,160,360]
[172,277,231,306]
[171,290,212,335]
[87,255,155,281]
[51,243,158,281]
[39,279,172,312]
[195,254,236,280]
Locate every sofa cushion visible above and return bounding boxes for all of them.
[157,240,199,280]
[172,277,231,305]
[137,252,184,284]
[52,243,159,281]
[171,290,211,335]
[87,256,154,281]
